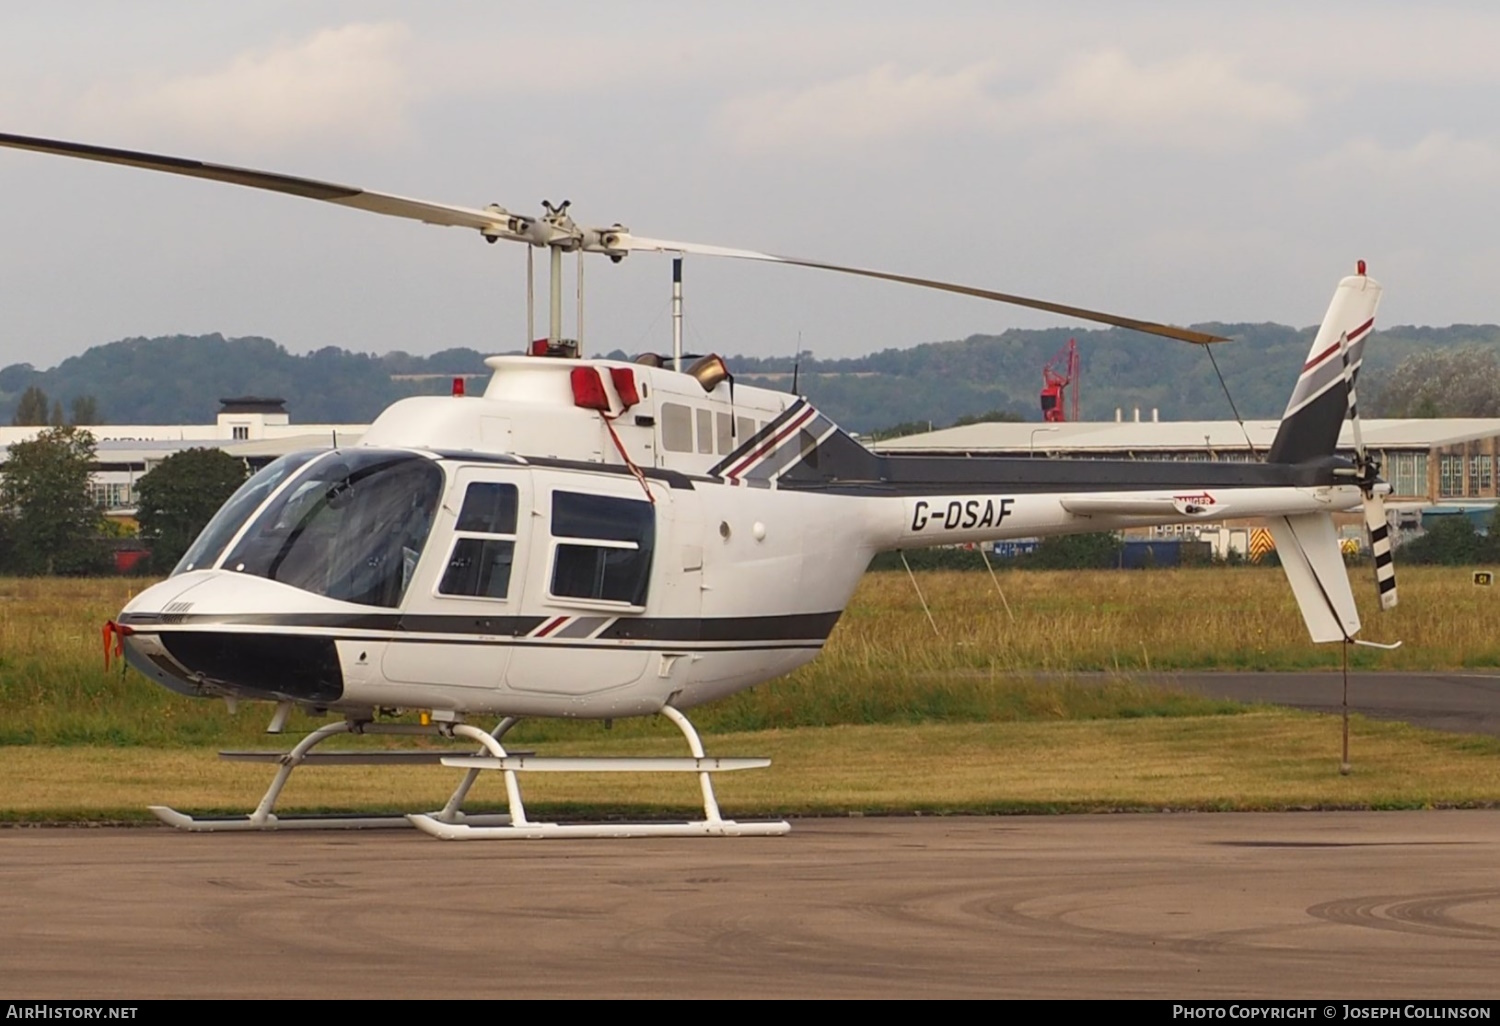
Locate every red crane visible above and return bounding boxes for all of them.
[1039,338,1079,422]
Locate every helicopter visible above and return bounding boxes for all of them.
[0,132,1396,839]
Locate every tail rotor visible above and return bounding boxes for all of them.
[1338,323,1399,611]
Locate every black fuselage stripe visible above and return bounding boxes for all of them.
[130,628,825,653]
[120,611,844,643]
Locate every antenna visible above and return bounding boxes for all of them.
[672,256,684,372]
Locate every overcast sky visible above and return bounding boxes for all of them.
[2,2,1498,370]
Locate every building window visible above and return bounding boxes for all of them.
[90,482,132,509]
[1474,454,1494,494]
[232,425,249,441]
[1440,454,1463,498]
[1388,451,1422,498]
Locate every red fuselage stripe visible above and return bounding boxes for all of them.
[1301,318,1375,373]
[726,406,817,479]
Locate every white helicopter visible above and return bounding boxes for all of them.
[1,132,1397,839]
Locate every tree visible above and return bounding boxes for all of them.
[866,419,935,441]
[134,448,249,571]
[9,385,101,427]
[69,395,100,426]
[11,385,50,426]
[1017,532,1123,570]
[1400,513,1500,566]
[0,426,105,575]
[951,409,1025,427]
[1373,348,1500,418]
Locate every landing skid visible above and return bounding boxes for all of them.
[150,708,788,839]
[409,708,789,840]
[148,717,524,833]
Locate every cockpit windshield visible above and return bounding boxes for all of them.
[173,450,321,576]
[220,450,444,608]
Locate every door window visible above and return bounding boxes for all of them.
[548,490,655,606]
[439,482,520,600]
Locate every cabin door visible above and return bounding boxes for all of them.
[505,475,660,697]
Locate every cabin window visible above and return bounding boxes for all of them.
[548,490,654,606]
[439,482,520,600]
[661,402,693,452]
[222,450,443,608]
[173,449,320,575]
[736,416,756,445]
[716,412,734,454]
[696,408,714,454]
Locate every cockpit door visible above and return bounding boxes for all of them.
[381,464,531,690]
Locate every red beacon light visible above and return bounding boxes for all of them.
[451,376,465,397]
[1357,259,1366,276]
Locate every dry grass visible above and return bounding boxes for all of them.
[2,568,1498,744]
[5,712,1499,822]
[4,570,1498,821]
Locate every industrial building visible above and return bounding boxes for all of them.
[0,398,363,516]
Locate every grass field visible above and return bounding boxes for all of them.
[2,567,1492,745]
[1,567,1498,820]
[5,714,1500,823]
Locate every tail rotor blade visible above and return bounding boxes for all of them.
[1364,492,1398,611]
[1340,316,1398,611]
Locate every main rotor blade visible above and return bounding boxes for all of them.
[615,235,1228,345]
[0,131,529,240]
[0,131,1227,345]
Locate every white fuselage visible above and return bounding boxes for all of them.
[117,355,1360,720]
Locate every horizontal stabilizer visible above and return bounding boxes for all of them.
[1269,512,1360,643]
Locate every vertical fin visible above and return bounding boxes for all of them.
[1267,273,1382,464]
[1268,513,1360,643]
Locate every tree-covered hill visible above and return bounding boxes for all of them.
[0,335,498,425]
[4,321,1499,432]
[737,322,1500,433]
